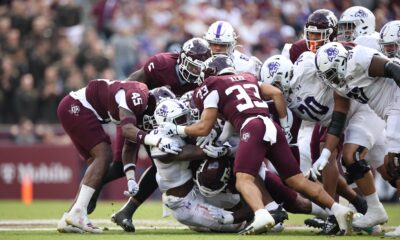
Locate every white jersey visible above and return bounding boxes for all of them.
[354,32,380,51]
[232,50,262,78]
[334,45,398,118]
[150,130,190,193]
[287,51,334,127]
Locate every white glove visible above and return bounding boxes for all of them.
[203,144,229,158]
[208,205,234,224]
[310,148,331,180]
[123,178,139,197]
[196,129,218,148]
[280,116,293,143]
[158,137,182,155]
[158,122,186,137]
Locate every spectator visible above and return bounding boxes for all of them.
[14,73,39,122]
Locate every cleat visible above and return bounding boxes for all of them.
[57,213,85,233]
[269,205,289,225]
[238,209,275,235]
[352,204,388,229]
[333,205,354,235]
[385,226,400,237]
[270,222,284,232]
[318,215,341,235]
[111,210,135,232]
[304,217,325,229]
[65,207,102,233]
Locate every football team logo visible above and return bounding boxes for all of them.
[268,61,280,77]
[325,47,339,62]
[354,9,367,18]
[241,132,250,142]
[156,104,168,117]
[68,104,80,116]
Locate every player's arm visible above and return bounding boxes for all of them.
[369,55,400,87]
[155,144,206,164]
[125,68,148,84]
[259,83,287,120]
[182,108,219,137]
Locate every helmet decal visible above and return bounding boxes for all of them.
[325,47,339,62]
[215,22,223,39]
[268,61,280,77]
[354,9,367,18]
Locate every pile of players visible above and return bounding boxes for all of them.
[56,5,400,237]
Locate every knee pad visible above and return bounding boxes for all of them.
[387,152,400,179]
[343,146,370,183]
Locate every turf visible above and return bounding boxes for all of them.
[0,200,399,240]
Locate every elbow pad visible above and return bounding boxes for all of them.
[384,62,400,84]
[328,111,346,137]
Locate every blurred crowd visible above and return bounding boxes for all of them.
[0,0,400,143]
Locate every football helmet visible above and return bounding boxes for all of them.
[179,90,200,123]
[315,42,348,88]
[260,55,293,99]
[304,9,338,52]
[200,54,236,82]
[204,20,237,56]
[154,99,192,126]
[194,158,231,197]
[337,6,375,42]
[142,87,177,131]
[379,20,400,58]
[178,38,212,85]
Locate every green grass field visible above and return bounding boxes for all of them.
[0,200,399,240]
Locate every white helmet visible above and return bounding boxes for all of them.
[179,91,199,123]
[154,99,192,126]
[260,55,293,99]
[204,21,237,56]
[379,20,400,58]
[315,42,348,88]
[337,6,375,41]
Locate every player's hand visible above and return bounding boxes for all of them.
[310,149,331,180]
[208,206,234,224]
[123,178,139,197]
[203,144,229,158]
[158,137,182,155]
[196,129,218,148]
[158,122,178,136]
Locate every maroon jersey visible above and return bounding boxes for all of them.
[85,79,149,123]
[143,53,199,96]
[289,39,308,63]
[194,73,269,131]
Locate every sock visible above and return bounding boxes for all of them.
[73,184,95,211]
[311,202,328,219]
[350,195,367,214]
[329,202,341,215]
[265,201,279,211]
[364,192,380,207]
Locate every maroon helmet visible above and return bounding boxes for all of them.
[304,9,338,52]
[195,157,232,197]
[178,38,212,85]
[200,54,236,82]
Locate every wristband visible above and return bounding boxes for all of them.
[176,125,187,137]
[136,130,147,144]
[123,163,136,172]
[320,148,331,160]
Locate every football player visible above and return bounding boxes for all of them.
[337,6,380,50]
[87,38,212,232]
[379,20,400,63]
[159,54,355,235]
[56,79,179,233]
[204,20,262,79]
[315,42,400,228]
[262,53,389,233]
